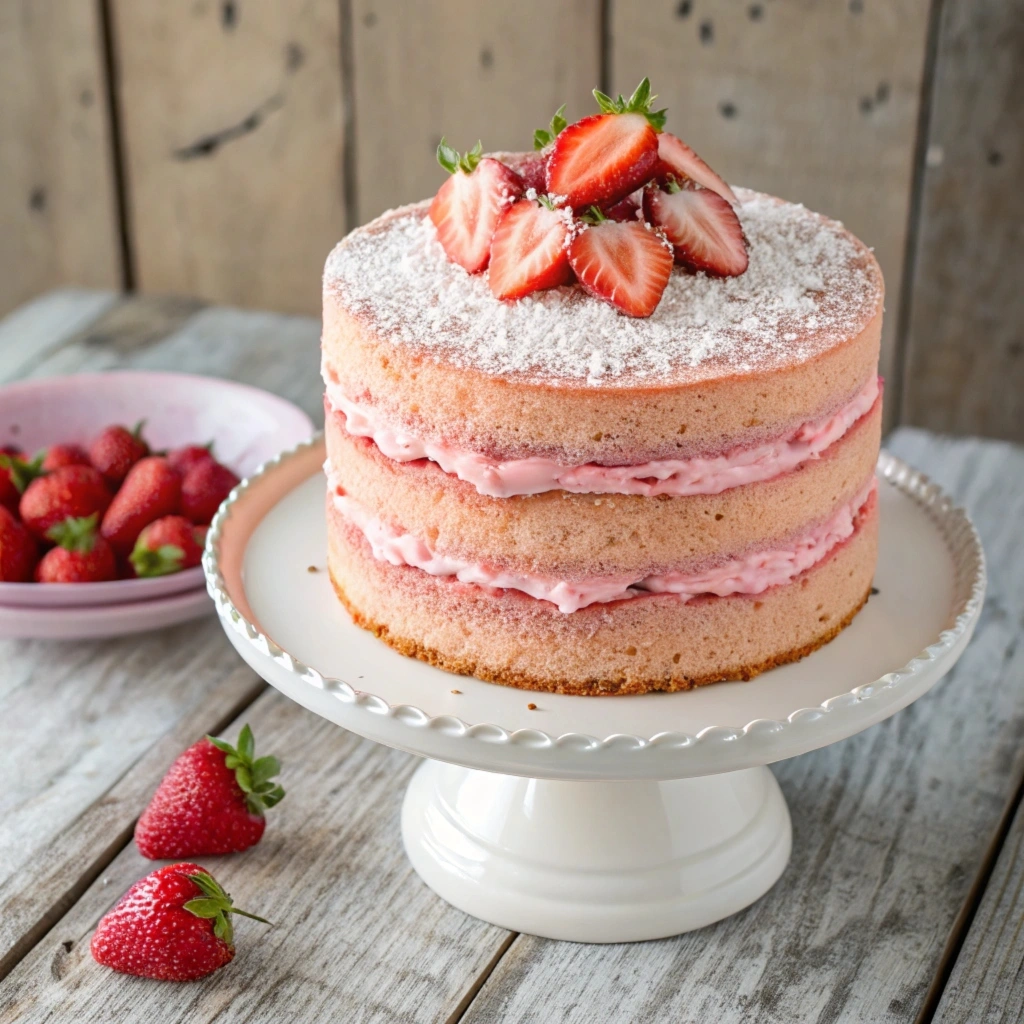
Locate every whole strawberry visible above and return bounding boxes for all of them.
[0,506,37,582]
[135,725,284,859]
[167,444,215,476]
[100,456,181,556]
[130,515,204,577]
[90,863,269,981]
[35,514,117,583]
[19,464,111,542]
[89,422,149,488]
[180,459,239,525]
[42,443,90,472]
[0,451,42,514]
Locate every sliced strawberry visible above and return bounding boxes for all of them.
[602,195,641,222]
[643,180,748,276]
[546,79,665,209]
[655,132,737,204]
[567,210,673,318]
[492,151,548,193]
[430,140,523,273]
[488,198,574,301]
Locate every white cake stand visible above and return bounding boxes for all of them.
[205,438,984,943]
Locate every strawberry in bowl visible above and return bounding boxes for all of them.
[0,371,313,639]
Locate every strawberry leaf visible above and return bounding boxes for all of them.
[204,725,285,816]
[437,137,483,175]
[45,513,100,553]
[593,77,667,131]
[533,104,567,150]
[130,540,185,578]
[0,452,44,494]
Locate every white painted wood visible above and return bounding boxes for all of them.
[0,289,116,382]
[0,691,509,1022]
[458,429,1024,1023]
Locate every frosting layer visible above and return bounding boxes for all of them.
[329,474,876,613]
[325,374,879,498]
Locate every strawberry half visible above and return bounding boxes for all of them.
[567,208,673,318]
[488,197,574,300]
[656,132,737,204]
[546,78,665,209]
[643,180,749,276]
[430,140,524,273]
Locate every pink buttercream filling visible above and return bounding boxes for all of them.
[324,372,880,498]
[329,471,876,613]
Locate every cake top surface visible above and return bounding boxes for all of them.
[324,188,883,388]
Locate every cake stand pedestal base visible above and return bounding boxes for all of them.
[401,760,792,942]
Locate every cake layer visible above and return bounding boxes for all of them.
[323,395,880,579]
[324,370,879,498]
[322,190,883,467]
[328,478,875,613]
[326,491,878,695]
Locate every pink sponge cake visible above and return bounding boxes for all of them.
[321,81,882,695]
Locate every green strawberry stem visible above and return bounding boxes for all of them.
[130,540,185,577]
[580,205,608,226]
[0,452,44,493]
[593,77,667,131]
[207,724,285,815]
[183,871,272,946]
[533,103,568,150]
[436,137,483,175]
[45,513,100,553]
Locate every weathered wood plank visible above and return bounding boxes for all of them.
[933,792,1024,1023]
[0,3,122,318]
[108,0,346,315]
[900,0,1024,442]
[25,304,324,428]
[0,290,117,383]
[610,0,933,423]
[0,691,510,1023]
[459,429,1024,1024]
[350,0,603,222]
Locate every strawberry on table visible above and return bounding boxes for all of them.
[546,78,665,209]
[35,514,117,583]
[89,422,149,488]
[135,724,285,859]
[167,443,215,476]
[101,455,181,556]
[655,132,738,205]
[488,196,574,301]
[0,451,42,514]
[0,506,37,582]
[180,459,240,525]
[41,444,90,472]
[429,139,524,273]
[19,465,111,542]
[90,863,269,981]
[130,515,204,577]
[643,178,749,276]
[567,207,674,318]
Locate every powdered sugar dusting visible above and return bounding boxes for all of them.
[324,188,882,387]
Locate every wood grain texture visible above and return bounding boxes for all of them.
[0,691,510,1023]
[934,793,1024,1023]
[610,0,932,421]
[900,0,1024,442]
[459,429,1024,1024]
[350,0,602,222]
[108,0,346,315]
[0,290,116,383]
[0,1,122,317]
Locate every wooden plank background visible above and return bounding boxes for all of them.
[1,0,1021,441]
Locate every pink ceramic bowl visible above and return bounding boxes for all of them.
[0,371,314,620]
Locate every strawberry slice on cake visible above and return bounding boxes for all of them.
[429,140,524,273]
[489,196,574,300]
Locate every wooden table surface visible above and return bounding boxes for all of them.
[0,290,1021,1024]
